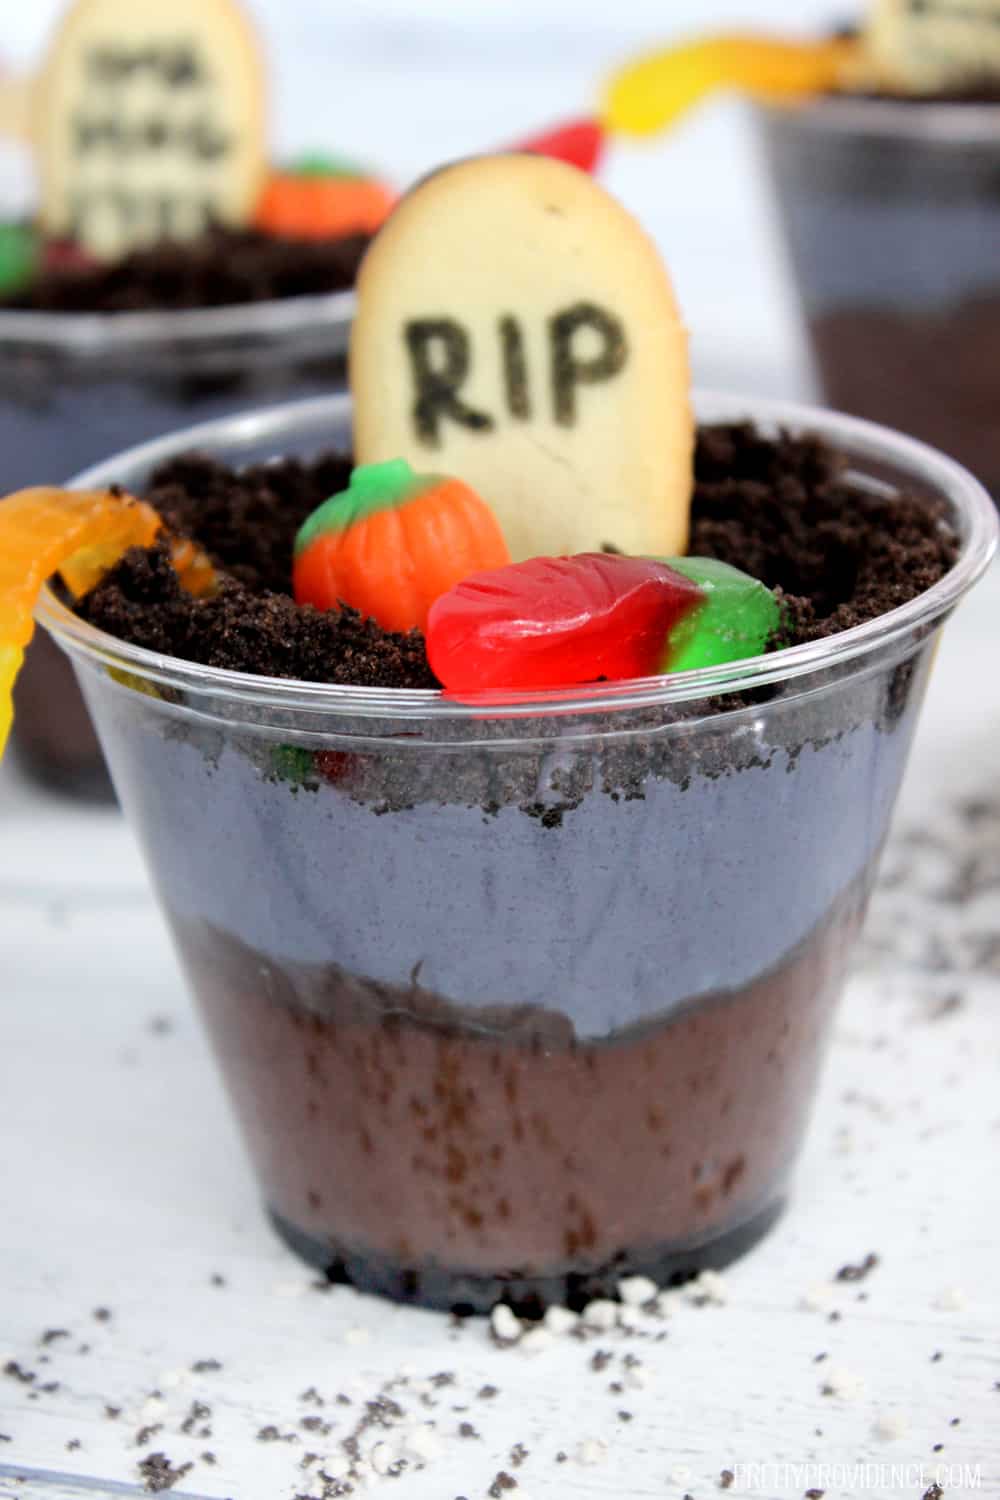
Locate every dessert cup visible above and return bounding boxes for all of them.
[37,392,996,1313]
[0,289,355,797]
[757,98,1000,500]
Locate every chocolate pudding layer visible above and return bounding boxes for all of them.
[178,891,862,1313]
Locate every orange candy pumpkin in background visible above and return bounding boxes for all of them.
[292,459,511,634]
[255,154,395,241]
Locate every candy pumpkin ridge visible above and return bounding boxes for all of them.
[293,459,452,556]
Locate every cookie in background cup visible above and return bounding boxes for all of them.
[33,0,266,259]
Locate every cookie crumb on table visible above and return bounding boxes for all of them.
[835,1252,880,1282]
[137,1451,193,1493]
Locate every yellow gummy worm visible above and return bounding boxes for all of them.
[0,487,214,757]
[602,33,859,137]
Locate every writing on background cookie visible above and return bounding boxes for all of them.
[863,0,1000,93]
[33,0,266,258]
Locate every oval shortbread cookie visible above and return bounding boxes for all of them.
[351,155,693,564]
[34,0,266,259]
[862,0,1000,93]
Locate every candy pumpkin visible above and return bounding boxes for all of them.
[255,154,395,241]
[293,459,511,634]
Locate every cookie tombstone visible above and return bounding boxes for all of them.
[863,0,1000,93]
[34,0,266,259]
[351,155,693,562]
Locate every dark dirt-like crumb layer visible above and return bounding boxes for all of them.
[2,228,370,313]
[76,422,957,689]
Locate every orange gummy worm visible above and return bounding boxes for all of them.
[602,33,858,137]
[0,486,215,756]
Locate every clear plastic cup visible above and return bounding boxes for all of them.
[37,392,996,1313]
[757,98,1000,498]
[0,289,355,797]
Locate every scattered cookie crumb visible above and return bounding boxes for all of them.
[820,1365,865,1400]
[400,1423,443,1463]
[686,1269,728,1306]
[582,1299,619,1331]
[370,1441,397,1477]
[618,1276,657,1307]
[543,1305,579,1336]
[835,1253,880,1283]
[575,1437,608,1465]
[873,1412,909,1441]
[490,1305,522,1346]
[137,1452,193,1493]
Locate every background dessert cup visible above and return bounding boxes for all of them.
[36,392,995,1314]
[0,288,354,797]
[757,97,1000,503]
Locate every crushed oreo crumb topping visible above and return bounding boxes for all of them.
[75,424,957,691]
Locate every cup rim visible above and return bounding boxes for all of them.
[755,93,1000,145]
[0,286,357,354]
[36,389,998,723]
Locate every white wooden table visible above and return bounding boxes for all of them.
[1,541,998,1499]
